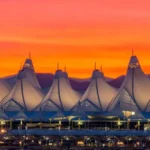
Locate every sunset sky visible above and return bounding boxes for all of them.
[1,0,150,78]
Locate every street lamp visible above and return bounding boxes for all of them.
[117,118,121,130]
[137,120,140,130]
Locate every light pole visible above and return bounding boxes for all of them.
[117,118,121,130]
[137,120,140,130]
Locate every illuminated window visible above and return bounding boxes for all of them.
[24,63,33,69]
[129,62,139,69]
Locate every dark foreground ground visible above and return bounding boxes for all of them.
[0,146,149,150]
[1,129,150,150]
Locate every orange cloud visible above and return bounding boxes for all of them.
[0,0,150,78]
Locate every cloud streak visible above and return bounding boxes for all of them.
[0,0,150,77]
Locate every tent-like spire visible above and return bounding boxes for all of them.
[0,69,44,111]
[22,57,41,88]
[35,70,81,111]
[72,69,118,112]
[113,55,150,112]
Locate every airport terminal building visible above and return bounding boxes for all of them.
[0,55,150,131]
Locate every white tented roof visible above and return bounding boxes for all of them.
[0,79,11,104]
[63,71,72,87]
[117,89,138,112]
[0,69,44,111]
[75,70,118,112]
[116,55,150,112]
[22,58,41,88]
[36,70,81,111]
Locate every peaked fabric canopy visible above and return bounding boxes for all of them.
[35,70,81,111]
[23,58,41,89]
[73,70,118,112]
[114,55,150,112]
[0,69,44,111]
[1,54,150,122]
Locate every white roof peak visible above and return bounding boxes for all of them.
[115,55,150,112]
[23,58,34,70]
[54,70,65,79]
[92,70,103,79]
[128,56,140,69]
[130,55,138,63]
[21,58,41,88]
